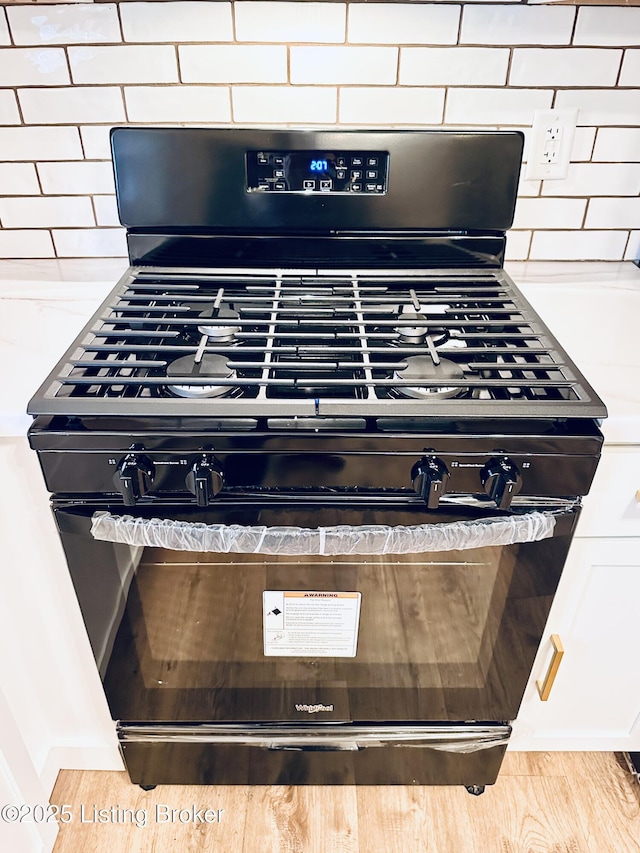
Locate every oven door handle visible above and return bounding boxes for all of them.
[266,742,361,752]
[90,509,565,555]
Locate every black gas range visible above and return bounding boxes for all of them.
[27,128,606,791]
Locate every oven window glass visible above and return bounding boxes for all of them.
[94,534,567,723]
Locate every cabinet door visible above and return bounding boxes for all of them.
[510,538,640,751]
[576,447,640,539]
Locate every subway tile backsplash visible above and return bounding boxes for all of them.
[573,7,640,47]
[236,1,346,43]
[179,44,288,84]
[0,47,70,86]
[459,6,575,45]
[290,46,399,84]
[68,45,179,84]
[7,4,121,45]
[0,1,638,262]
[347,4,460,45]
[120,1,234,43]
[0,89,19,124]
[0,11,9,45]
[18,86,126,124]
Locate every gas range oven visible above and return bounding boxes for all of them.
[28,128,606,793]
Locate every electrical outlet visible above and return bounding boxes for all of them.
[524,109,577,181]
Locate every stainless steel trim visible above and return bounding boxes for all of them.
[117,723,512,754]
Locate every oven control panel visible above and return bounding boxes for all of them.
[246,150,389,194]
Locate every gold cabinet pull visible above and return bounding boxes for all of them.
[536,634,564,702]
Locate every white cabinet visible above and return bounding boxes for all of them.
[511,447,640,750]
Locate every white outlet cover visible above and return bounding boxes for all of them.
[524,109,578,181]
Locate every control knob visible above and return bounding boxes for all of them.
[481,456,522,510]
[186,455,224,506]
[411,456,450,509]
[113,453,155,506]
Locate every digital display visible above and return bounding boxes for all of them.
[247,150,388,194]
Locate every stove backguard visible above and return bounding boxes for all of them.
[111,127,524,235]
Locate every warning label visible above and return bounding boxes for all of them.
[263,590,361,658]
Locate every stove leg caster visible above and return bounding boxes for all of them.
[465,785,485,796]
[139,784,157,791]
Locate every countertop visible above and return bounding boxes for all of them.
[1,258,639,444]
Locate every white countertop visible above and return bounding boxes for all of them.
[509,262,640,445]
[1,259,639,443]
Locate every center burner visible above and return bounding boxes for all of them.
[196,306,241,342]
[394,355,467,400]
[394,303,450,345]
[166,354,236,399]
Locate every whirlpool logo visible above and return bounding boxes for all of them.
[295,703,334,713]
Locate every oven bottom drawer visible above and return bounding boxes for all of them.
[118,723,511,786]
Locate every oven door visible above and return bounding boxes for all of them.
[53,498,579,728]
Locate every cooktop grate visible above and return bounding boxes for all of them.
[28,267,606,419]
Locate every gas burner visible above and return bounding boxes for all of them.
[393,355,467,400]
[166,354,237,399]
[394,304,450,345]
[197,305,241,342]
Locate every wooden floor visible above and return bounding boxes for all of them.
[50,753,640,852]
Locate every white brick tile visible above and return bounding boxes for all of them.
[400,48,508,86]
[541,163,640,197]
[0,231,55,259]
[232,86,336,124]
[593,128,640,163]
[529,230,628,261]
[554,90,640,127]
[348,4,459,45]
[624,231,640,261]
[0,48,70,86]
[80,126,113,160]
[339,87,444,125]
[445,88,552,126]
[236,2,346,44]
[69,46,178,84]
[0,91,20,125]
[180,45,286,84]
[0,196,95,228]
[574,8,640,47]
[125,86,231,122]
[0,164,40,196]
[19,87,125,124]
[504,230,531,262]
[620,50,640,86]
[8,4,121,45]
[510,49,621,87]
[0,9,10,45]
[52,228,127,258]
[37,162,115,195]
[290,46,397,85]
[512,198,586,230]
[93,196,120,227]
[121,2,233,44]
[585,198,640,229]
[571,127,596,162]
[517,178,541,197]
[0,127,83,161]
[461,5,574,45]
